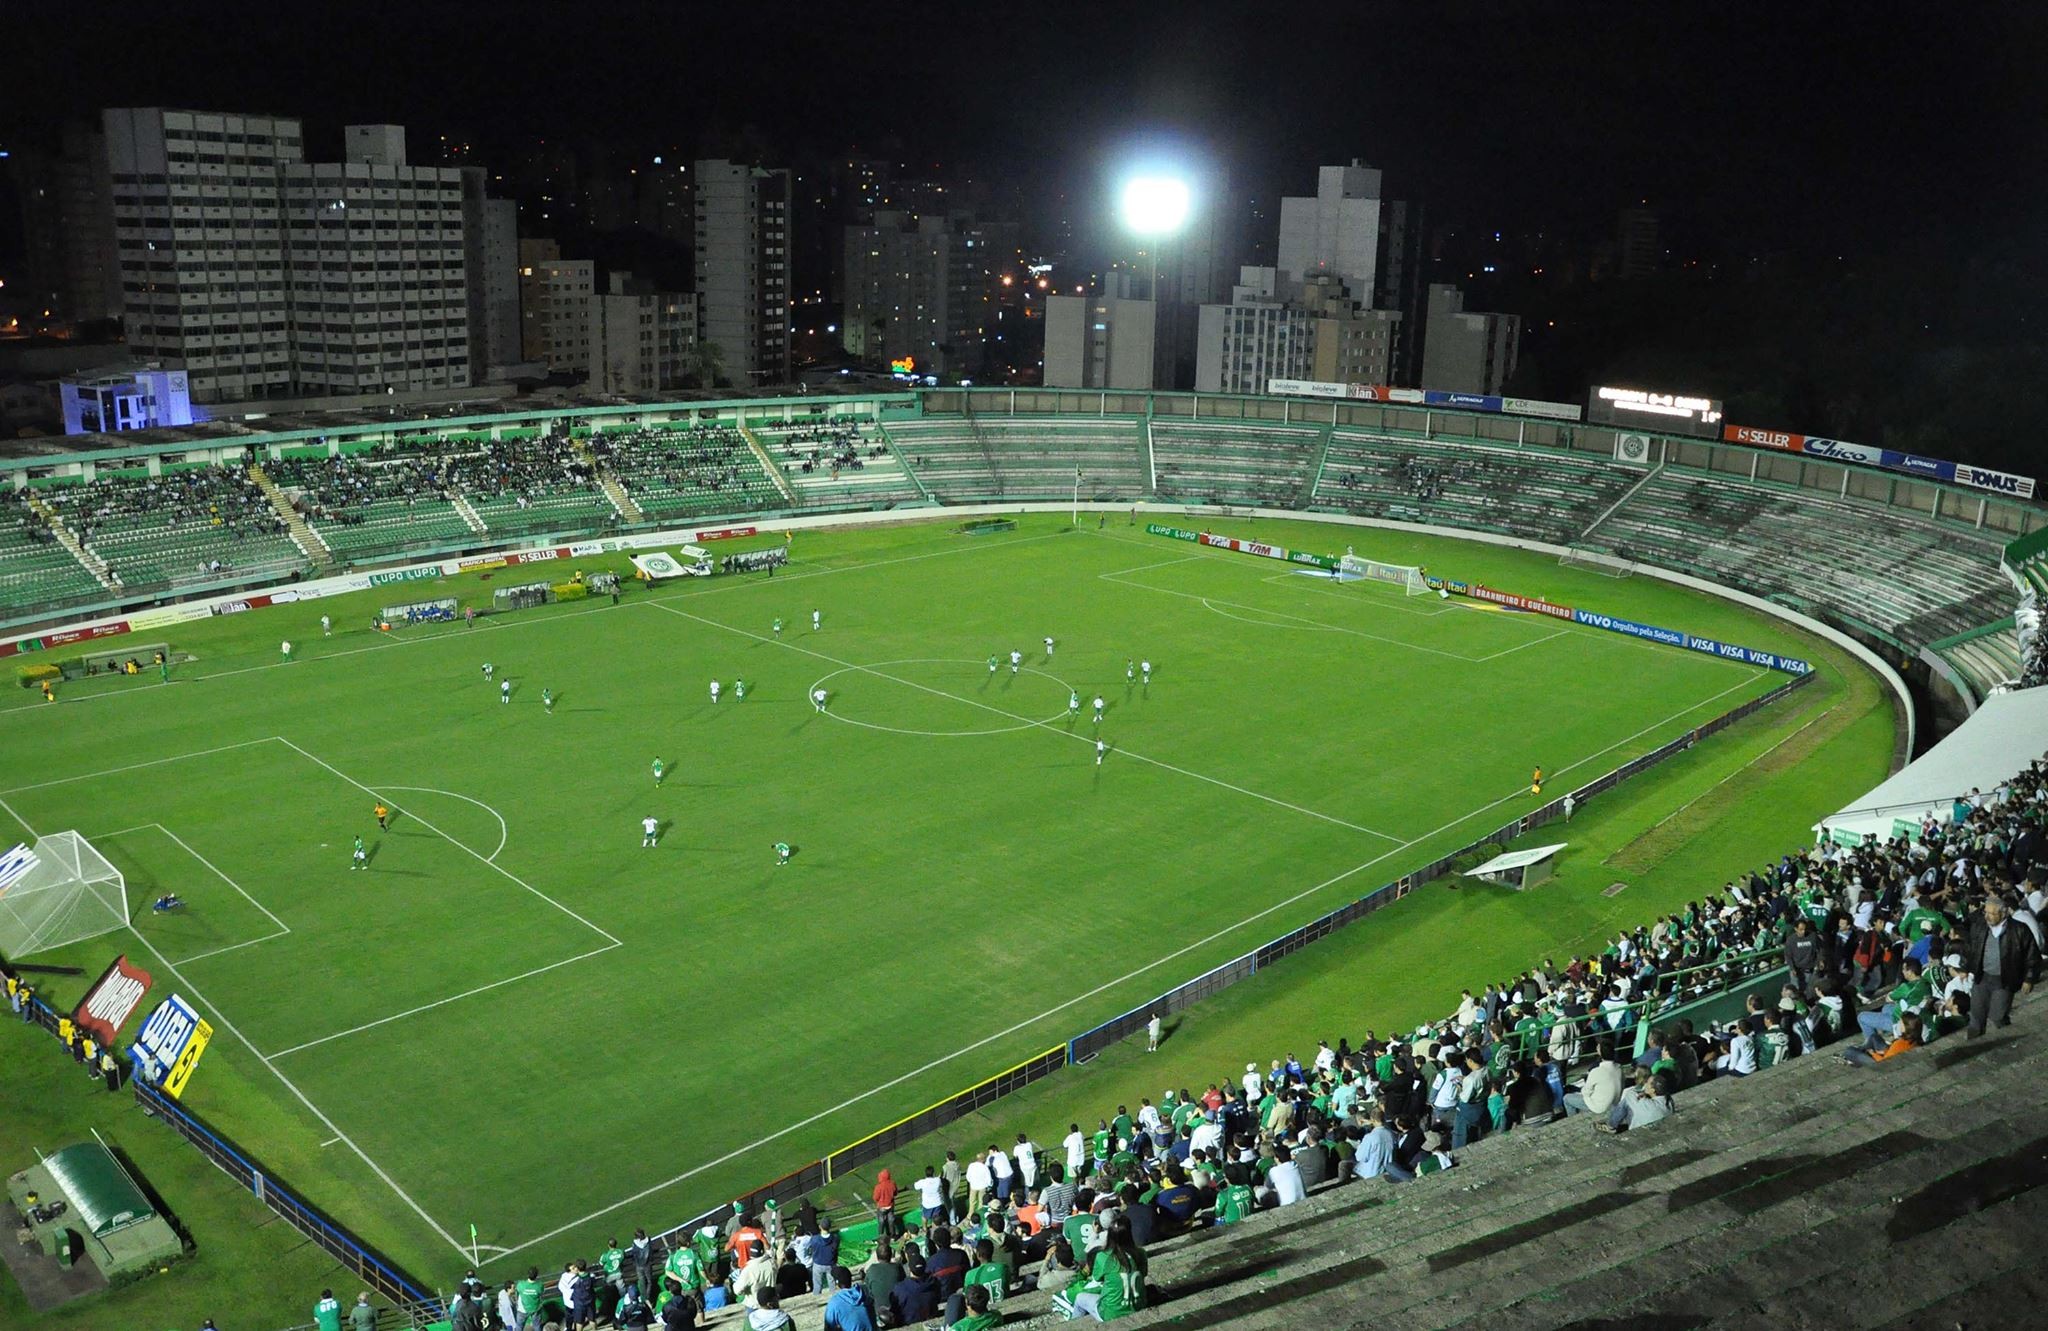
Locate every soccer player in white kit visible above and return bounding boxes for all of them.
[1096,739,1106,766]
[1092,695,1106,724]
[812,609,821,631]
[1141,659,1152,684]
[1043,636,1055,658]
[482,663,494,681]
[642,816,659,848]
[1009,650,1022,674]
[812,687,828,712]
[320,614,331,636]
[710,680,722,703]
[500,680,511,704]
[280,640,293,663]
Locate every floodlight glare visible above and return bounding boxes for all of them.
[1121,176,1191,237]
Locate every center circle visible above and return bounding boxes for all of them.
[809,658,1080,737]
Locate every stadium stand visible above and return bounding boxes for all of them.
[0,488,105,610]
[426,432,620,540]
[887,417,1149,501]
[398,751,2045,1331]
[39,467,307,591]
[1586,472,2008,646]
[1150,421,1323,509]
[757,420,925,508]
[1311,433,1642,546]
[588,423,785,523]
[265,452,476,561]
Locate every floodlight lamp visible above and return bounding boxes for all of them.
[1121,176,1191,237]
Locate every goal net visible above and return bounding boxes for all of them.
[1558,546,1637,578]
[1339,554,1431,596]
[0,831,128,958]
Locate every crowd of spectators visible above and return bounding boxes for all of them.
[587,426,769,512]
[772,422,886,479]
[42,468,286,549]
[268,452,458,525]
[1,491,60,549]
[423,756,2048,1330]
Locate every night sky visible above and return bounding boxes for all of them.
[4,1,2038,257]
[3,1,2044,455]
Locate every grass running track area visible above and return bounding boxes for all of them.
[0,512,1894,1325]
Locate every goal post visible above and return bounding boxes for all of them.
[0,832,128,958]
[1339,553,1432,596]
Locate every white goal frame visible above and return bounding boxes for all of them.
[1339,553,1431,596]
[0,831,128,958]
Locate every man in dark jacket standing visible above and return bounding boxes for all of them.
[1785,918,1823,996]
[1965,894,2040,1036]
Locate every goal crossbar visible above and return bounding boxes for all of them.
[1338,554,1431,596]
[0,831,128,958]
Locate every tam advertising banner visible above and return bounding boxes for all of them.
[73,954,153,1045]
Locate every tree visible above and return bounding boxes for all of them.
[685,340,728,390]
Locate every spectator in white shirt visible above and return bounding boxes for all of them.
[1266,1143,1306,1206]
[912,1168,948,1225]
[986,1145,1014,1201]
[1714,1027,1758,1078]
[1189,1112,1224,1157]
[1241,1063,1263,1098]
[1014,1135,1038,1190]
[964,1157,993,1219]
[1063,1125,1087,1175]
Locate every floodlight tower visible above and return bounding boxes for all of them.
[1119,175,1192,301]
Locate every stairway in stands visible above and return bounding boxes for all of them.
[739,424,799,507]
[247,463,335,571]
[732,998,2046,1330]
[21,493,119,590]
[571,440,646,525]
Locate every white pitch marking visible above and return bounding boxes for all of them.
[379,784,511,862]
[275,737,621,947]
[486,666,1769,1261]
[0,736,282,794]
[267,942,622,1058]
[645,600,1406,842]
[0,794,478,1262]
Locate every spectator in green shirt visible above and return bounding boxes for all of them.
[951,1284,1002,1331]
[516,1266,546,1330]
[313,1289,343,1331]
[1052,1214,1147,1322]
[349,1291,377,1331]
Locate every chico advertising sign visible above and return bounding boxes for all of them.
[1797,437,1884,466]
[695,526,759,542]
[74,955,153,1044]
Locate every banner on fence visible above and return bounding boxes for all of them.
[366,565,443,587]
[1719,423,2036,500]
[133,993,214,1100]
[73,954,153,1045]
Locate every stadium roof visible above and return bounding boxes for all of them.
[1821,685,2048,842]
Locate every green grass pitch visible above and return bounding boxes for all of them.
[0,511,1892,1314]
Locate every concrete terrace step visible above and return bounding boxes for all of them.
[1451,1043,2043,1329]
[995,1001,2046,1330]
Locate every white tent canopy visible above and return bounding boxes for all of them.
[1820,685,2048,845]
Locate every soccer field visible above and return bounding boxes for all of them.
[0,512,1834,1281]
